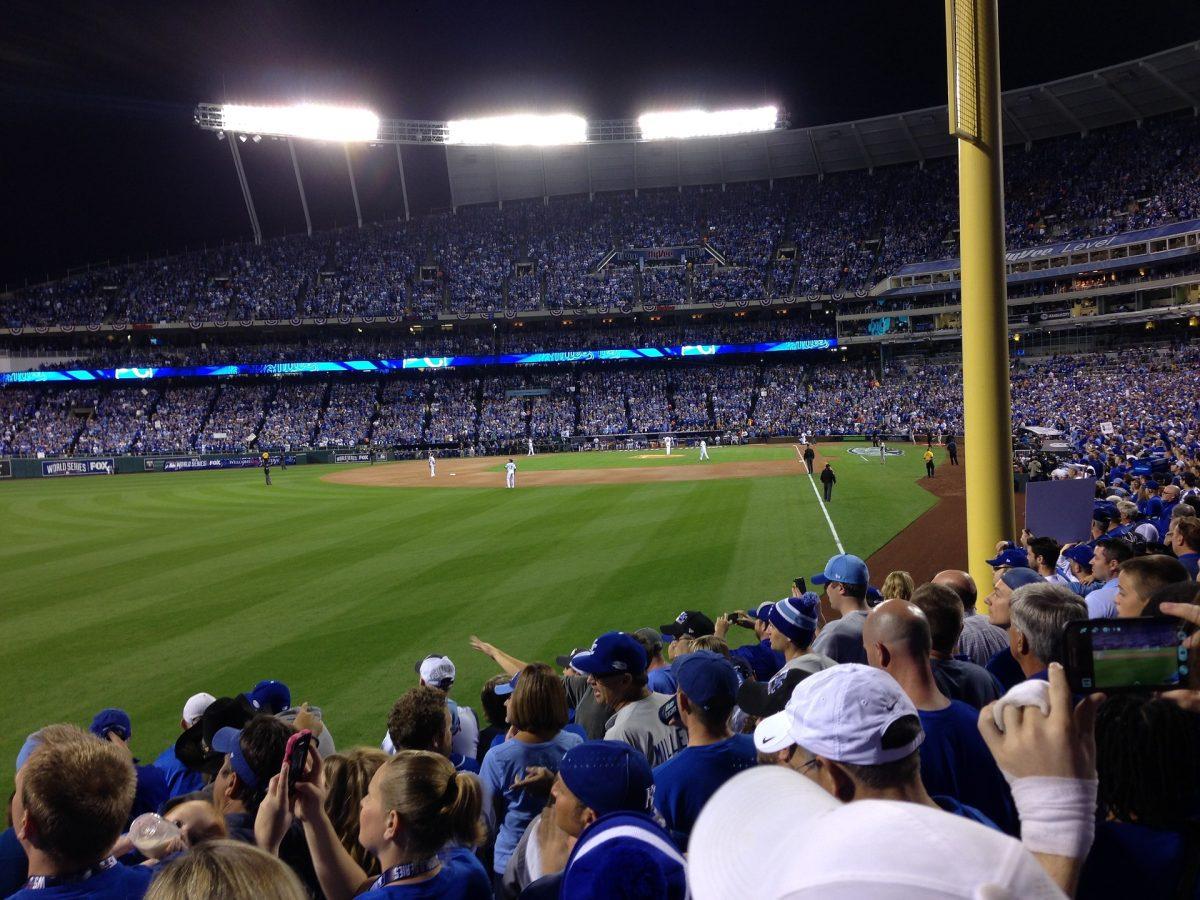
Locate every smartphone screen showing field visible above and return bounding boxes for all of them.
[1082,621,1187,690]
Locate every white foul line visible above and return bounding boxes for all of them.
[795,445,845,554]
[806,474,846,555]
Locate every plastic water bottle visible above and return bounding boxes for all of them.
[128,812,182,857]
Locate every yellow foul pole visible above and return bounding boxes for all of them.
[945,0,1016,603]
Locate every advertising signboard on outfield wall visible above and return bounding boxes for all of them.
[158,454,296,472]
[41,458,115,477]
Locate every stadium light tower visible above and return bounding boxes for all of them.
[445,113,587,146]
[218,103,381,142]
[945,0,1015,599]
[637,105,779,140]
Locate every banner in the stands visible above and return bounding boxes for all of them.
[0,339,837,385]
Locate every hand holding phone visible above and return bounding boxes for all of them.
[1063,618,1188,693]
[284,730,313,792]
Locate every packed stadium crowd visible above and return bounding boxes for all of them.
[6,518,1200,899]
[4,114,1199,328]
[3,342,1200,458]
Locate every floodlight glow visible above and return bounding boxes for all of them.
[219,104,380,142]
[445,113,587,146]
[638,105,778,140]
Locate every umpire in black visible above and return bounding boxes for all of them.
[820,462,836,501]
[803,444,816,474]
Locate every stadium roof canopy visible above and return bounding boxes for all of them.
[196,41,1200,213]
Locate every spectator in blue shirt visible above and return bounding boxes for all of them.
[151,693,215,800]
[88,709,168,827]
[715,600,786,681]
[982,567,1044,690]
[478,663,581,880]
[910,583,1003,709]
[8,727,153,900]
[863,599,1017,833]
[257,747,490,899]
[522,741,683,900]
[652,651,756,848]
[1166,516,1200,579]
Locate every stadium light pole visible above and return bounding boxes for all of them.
[395,145,410,221]
[287,138,313,237]
[946,0,1015,601]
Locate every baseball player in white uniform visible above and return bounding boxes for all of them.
[428,452,436,478]
[664,435,673,456]
[505,458,517,489]
[527,438,535,456]
[699,439,709,460]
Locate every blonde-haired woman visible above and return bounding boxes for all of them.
[882,570,915,603]
[256,747,490,898]
[146,840,306,900]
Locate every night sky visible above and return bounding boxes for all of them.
[2,1,1199,288]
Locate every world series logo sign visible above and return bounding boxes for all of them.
[849,446,904,460]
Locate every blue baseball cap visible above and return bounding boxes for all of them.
[985,547,1029,569]
[766,593,820,645]
[811,554,870,586]
[559,740,655,816]
[562,812,687,900]
[746,601,776,622]
[249,680,291,714]
[569,632,648,678]
[89,708,132,742]
[998,567,1044,591]
[211,726,261,792]
[1062,545,1094,568]
[494,673,519,697]
[671,651,739,711]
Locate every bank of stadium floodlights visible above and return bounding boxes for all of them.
[193,102,784,242]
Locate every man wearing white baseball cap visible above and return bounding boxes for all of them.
[416,653,479,761]
[750,664,997,827]
[152,691,216,799]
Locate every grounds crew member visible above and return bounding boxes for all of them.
[924,447,936,478]
[261,451,271,486]
[820,462,837,501]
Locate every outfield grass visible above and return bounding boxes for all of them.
[0,443,940,794]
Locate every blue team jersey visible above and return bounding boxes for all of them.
[652,734,757,849]
[6,859,152,899]
[151,745,206,800]
[1079,821,1199,900]
[647,666,678,695]
[918,701,1018,835]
